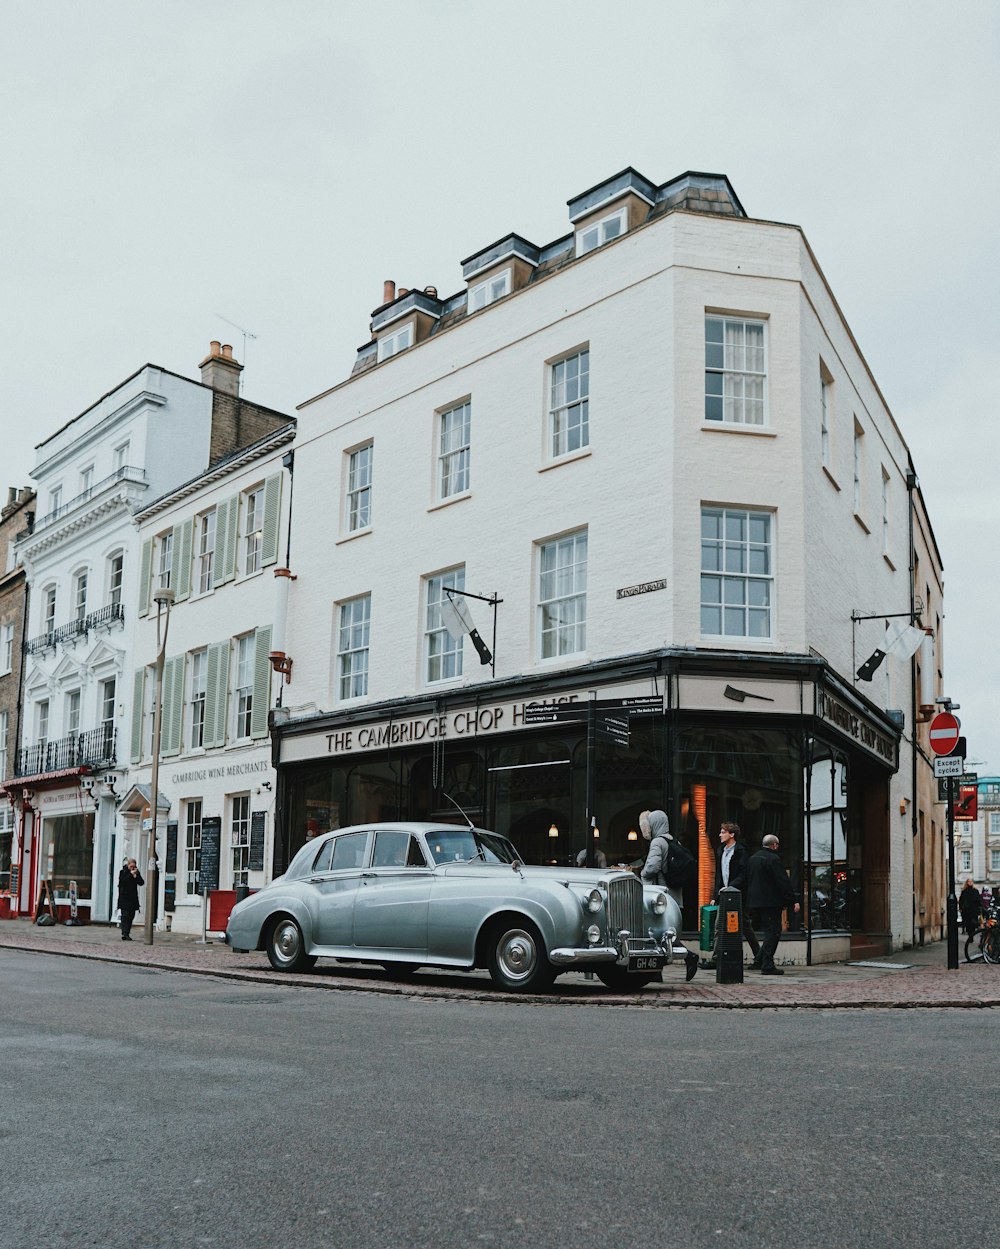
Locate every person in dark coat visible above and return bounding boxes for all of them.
[744,835,800,975]
[708,822,762,967]
[117,857,143,941]
[959,878,983,937]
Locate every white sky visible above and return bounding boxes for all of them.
[2,0,997,770]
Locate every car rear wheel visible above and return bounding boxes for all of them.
[486,920,555,993]
[595,966,656,992]
[266,917,317,973]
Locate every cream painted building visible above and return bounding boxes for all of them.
[271,167,944,960]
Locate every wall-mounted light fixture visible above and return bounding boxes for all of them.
[548,823,559,839]
[627,829,638,842]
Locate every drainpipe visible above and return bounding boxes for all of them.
[906,465,919,945]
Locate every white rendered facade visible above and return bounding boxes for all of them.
[128,426,294,934]
[275,169,943,956]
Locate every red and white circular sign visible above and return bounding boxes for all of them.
[928,711,960,756]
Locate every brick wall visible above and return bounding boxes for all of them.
[209,394,292,465]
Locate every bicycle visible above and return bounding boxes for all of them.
[964,907,1000,964]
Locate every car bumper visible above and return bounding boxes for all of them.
[549,936,680,967]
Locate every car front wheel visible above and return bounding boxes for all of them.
[486,920,555,993]
[266,917,317,973]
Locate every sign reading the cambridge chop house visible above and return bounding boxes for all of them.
[816,687,898,767]
[279,685,665,764]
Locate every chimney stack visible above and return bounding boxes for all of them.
[383,280,396,305]
[199,341,243,396]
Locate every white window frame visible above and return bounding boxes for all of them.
[233,634,255,740]
[79,464,94,496]
[990,812,1000,835]
[197,509,217,594]
[377,322,413,362]
[468,268,511,312]
[188,649,207,749]
[537,530,588,660]
[549,349,590,459]
[576,206,627,256]
[231,793,251,888]
[100,677,116,734]
[157,530,173,590]
[65,689,81,736]
[346,444,373,533]
[438,401,471,499]
[704,315,767,427]
[0,622,13,675]
[36,699,49,748]
[819,362,833,467]
[43,586,57,638]
[184,799,203,896]
[337,595,371,701]
[881,468,890,553]
[74,569,88,623]
[961,849,972,873]
[48,485,62,516]
[108,552,124,608]
[0,709,9,759]
[700,506,774,640]
[113,442,130,472]
[991,847,1000,872]
[425,567,465,684]
[243,485,264,575]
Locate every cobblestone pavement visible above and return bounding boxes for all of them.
[2,918,998,1008]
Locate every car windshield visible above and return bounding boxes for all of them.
[425,828,518,865]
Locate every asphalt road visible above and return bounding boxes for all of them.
[4,950,997,1249]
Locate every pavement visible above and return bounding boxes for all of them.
[1,916,998,1008]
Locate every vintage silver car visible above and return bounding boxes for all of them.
[225,821,697,993]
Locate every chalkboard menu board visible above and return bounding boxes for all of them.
[198,816,222,894]
[165,822,178,875]
[249,811,266,872]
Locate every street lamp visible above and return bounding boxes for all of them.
[144,586,175,945]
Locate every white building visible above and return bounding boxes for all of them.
[271,166,942,960]
[7,345,291,923]
[126,421,294,935]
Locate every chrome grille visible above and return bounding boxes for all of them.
[607,875,645,942]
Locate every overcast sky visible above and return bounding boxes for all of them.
[2,0,997,771]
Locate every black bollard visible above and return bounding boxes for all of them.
[716,886,745,984]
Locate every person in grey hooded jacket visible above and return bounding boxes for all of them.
[639,809,683,909]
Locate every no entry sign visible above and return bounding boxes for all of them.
[928,711,960,756]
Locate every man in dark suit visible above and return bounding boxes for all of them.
[745,835,800,975]
[708,822,761,967]
[117,857,144,941]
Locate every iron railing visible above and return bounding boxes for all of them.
[33,465,147,531]
[16,724,116,777]
[24,602,124,656]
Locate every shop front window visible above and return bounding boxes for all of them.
[803,745,856,931]
[674,724,802,929]
[45,813,94,900]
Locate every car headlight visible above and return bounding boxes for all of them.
[651,892,668,915]
[586,924,602,945]
[585,888,603,914]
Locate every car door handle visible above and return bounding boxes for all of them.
[361,871,376,879]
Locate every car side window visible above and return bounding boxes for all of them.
[372,830,409,867]
[407,837,428,867]
[330,831,369,870]
[311,839,335,872]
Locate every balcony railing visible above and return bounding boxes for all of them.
[33,465,147,532]
[24,602,125,657]
[16,725,116,777]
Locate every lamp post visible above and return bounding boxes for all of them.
[144,587,175,945]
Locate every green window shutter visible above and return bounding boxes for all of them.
[137,539,152,618]
[174,519,193,601]
[217,496,239,585]
[130,667,145,763]
[250,625,272,739]
[261,474,282,567]
[162,655,185,756]
[203,640,230,748]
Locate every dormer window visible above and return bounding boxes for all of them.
[468,268,511,312]
[576,206,627,257]
[377,322,414,362]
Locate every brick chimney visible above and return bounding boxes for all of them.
[199,341,243,396]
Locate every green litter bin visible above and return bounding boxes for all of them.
[700,904,719,952]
